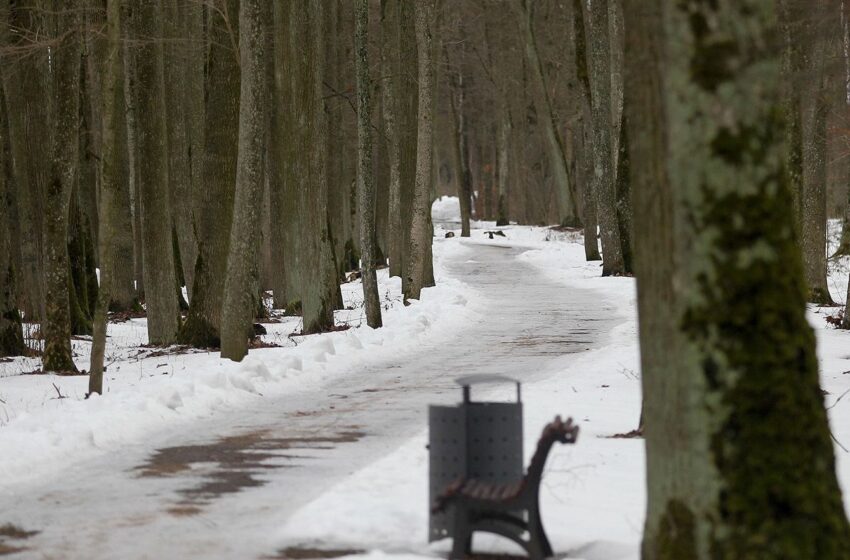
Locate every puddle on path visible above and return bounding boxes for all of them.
[136,429,365,515]
[0,524,39,556]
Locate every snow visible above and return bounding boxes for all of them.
[0,238,483,488]
[4,211,850,559]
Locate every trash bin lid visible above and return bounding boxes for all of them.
[455,374,521,403]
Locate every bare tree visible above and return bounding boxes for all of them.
[132,0,179,345]
[356,0,383,328]
[90,0,125,394]
[406,0,439,301]
[220,0,268,361]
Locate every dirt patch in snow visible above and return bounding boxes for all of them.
[264,547,365,559]
[0,524,38,556]
[136,429,365,514]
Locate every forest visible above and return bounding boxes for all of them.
[1,0,850,559]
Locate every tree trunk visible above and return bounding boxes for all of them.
[356,0,383,329]
[0,66,23,357]
[179,0,240,348]
[636,1,850,557]
[220,0,268,361]
[164,0,197,302]
[587,0,624,276]
[42,2,81,374]
[1,0,48,322]
[406,0,438,302]
[90,0,123,395]
[572,0,600,261]
[291,0,337,334]
[123,22,145,301]
[801,18,833,304]
[132,0,179,345]
[517,0,578,227]
[496,107,511,227]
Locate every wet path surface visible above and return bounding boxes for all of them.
[0,243,615,559]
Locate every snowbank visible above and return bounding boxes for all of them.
[0,240,484,488]
[431,196,461,223]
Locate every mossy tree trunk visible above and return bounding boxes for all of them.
[633,0,850,557]
[355,0,383,329]
[132,0,179,346]
[406,0,438,302]
[179,0,240,348]
[220,0,268,361]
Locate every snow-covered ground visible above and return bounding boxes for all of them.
[1,197,850,559]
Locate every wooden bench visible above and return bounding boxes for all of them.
[433,416,579,560]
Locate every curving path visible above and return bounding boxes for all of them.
[0,241,615,559]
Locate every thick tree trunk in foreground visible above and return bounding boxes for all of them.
[635,1,850,557]
[133,0,179,345]
[587,0,624,276]
[179,0,240,347]
[90,0,123,395]
[42,3,81,373]
[518,0,578,227]
[355,0,383,329]
[406,0,438,302]
[220,0,268,361]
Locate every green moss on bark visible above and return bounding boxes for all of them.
[681,111,850,558]
[653,500,697,560]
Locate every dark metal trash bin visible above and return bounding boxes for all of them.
[428,375,523,542]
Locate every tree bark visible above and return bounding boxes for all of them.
[90,0,123,394]
[406,0,438,302]
[164,0,197,302]
[42,1,81,373]
[0,65,23,357]
[587,0,624,276]
[517,0,578,227]
[179,0,240,348]
[132,0,179,345]
[220,0,268,361]
[1,0,48,322]
[635,1,850,557]
[356,0,383,329]
[800,12,833,305]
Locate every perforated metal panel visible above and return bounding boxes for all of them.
[428,400,523,542]
[467,402,523,481]
[429,405,466,541]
